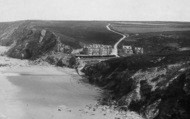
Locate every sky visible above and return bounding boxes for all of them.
[0,0,190,22]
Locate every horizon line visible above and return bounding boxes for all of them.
[0,19,190,23]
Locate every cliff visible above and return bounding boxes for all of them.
[0,20,122,65]
[0,21,77,67]
[7,28,57,59]
[82,51,190,119]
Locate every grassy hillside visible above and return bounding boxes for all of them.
[0,20,121,60]
[0,20,190,61]
[112,21,190,34]
[109,21,190,54]
[0,20,121,48]
[1,20,190,56]
[82,51,190,119]
[0,21,24,46]
[31,21,121,47]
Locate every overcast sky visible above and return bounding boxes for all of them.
[0,0,190,22]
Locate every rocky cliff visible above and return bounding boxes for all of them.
[0,21,77,67]
[82,51,190,119]
[7,28,57,59]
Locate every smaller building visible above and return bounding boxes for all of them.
[134,47,144,54]
[122,45,144,55]
[123,45,133,55]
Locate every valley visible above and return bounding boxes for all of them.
[0,20,190,119]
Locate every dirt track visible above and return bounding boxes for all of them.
[106,23,129,57]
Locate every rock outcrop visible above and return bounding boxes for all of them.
[37,52,77,68]
[82,51,190,119]
[0,21,76,67]
[0,21,58,59]
[7,27,58,59]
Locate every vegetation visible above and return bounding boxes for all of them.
[81,22,190,119]
[82,51,190,119]
[0,20,121,49]
[110,22,190,55]
[1,20,190,119]
[33,21,121,47]
[111,21,190,34]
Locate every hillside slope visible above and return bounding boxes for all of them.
[0,20,121,48]
[110,22,190,55]
[1,21,190,59]
[0,20,122,62]
[82,51,190,119]
[0,21,25,46]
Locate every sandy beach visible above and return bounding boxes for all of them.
[0,46,142,119]
[0,63,99,119]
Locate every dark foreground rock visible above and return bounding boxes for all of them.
[82,51,190,119]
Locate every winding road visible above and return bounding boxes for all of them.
[106,23,129,57]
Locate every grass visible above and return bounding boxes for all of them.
[1,20,190,55]
[110,22,190,54]
[112,21,190,34]
[0,20,122,48]
[30,21,122,48]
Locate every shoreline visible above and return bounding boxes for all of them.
[0,45,142,119]
[0,56,141,119]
